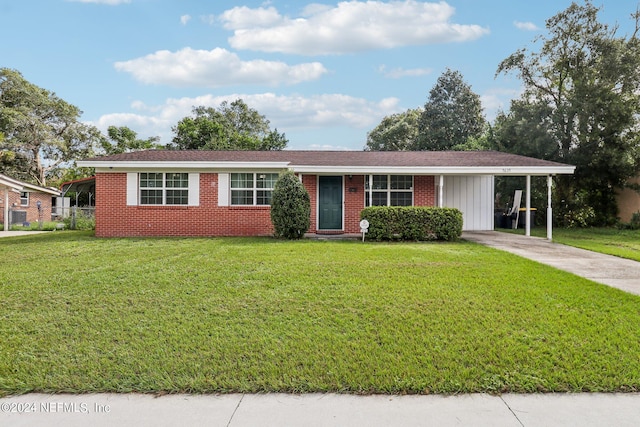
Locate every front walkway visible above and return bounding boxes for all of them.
[463,231,640,296]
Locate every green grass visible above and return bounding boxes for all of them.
[505,227,640,262]
[1,232,640,396]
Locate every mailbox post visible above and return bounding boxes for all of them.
[36,200,42,230]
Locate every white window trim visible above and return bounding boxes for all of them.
[365,175,414,206]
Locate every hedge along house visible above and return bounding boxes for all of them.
[77,150,575,239]
[0,173,61,231]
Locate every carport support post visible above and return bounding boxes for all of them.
[525,175,531,237]
[547,175,553,241]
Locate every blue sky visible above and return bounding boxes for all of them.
[1,0,637,150]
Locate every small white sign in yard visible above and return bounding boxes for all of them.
[359,219,369,242]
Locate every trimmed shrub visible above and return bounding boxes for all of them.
[270,170,311,239]
[360,206,463,241]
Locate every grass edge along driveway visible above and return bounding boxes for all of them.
[1,232,639,396]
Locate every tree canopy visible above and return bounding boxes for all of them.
[0,68,101,186]
[365,108,422,151]
[365,69,484,151]
[100,126,162,155]
[495,0,640,225]
[417,68,485,151]
[170,99,287,151]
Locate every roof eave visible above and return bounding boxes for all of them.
[79,161,292,170]
[292,165,576,175]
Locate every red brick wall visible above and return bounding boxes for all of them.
[344,175,364,233]
[414,175,436,206]
[302,175,317,232]
[95,173,273,237]
[95,172,438,237]
[0,191,54,225]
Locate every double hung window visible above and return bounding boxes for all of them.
[230,173,278,206]
[365,175,413,206]
[139,173,189,205]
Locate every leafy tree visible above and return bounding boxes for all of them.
[365,108,422,151]
[270,170,310,239]
[100,126,162,155]
[496,1,640,225]
[417,68,485,151]
[170,99,287,150]
[0,68,101,186]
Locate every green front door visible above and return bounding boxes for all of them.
[318,176,343,230]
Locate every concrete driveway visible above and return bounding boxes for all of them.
[463,231,640,296]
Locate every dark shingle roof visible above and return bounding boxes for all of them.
[82,150,572,168]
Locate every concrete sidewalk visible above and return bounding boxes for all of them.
[0,230,49,238]
[462,231,640,296]
[2,392,640,427]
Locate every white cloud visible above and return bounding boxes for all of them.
[67,0,130,4]
[114,47,328,87]
[220,1,489,55]
[514,21,539,31]
[378,65,432,78]
[180,15,191,25]
[220,6,283,29]
[92,93,401,145]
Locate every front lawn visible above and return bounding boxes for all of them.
[1,232,640,395]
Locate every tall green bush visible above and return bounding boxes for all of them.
[270,170,310,239]
[361,206,462,241]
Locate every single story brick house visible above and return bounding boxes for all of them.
[77,150,575,238]
[0,173,61,231]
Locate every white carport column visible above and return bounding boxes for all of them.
[3,188,8,232]
[547,175,553,241]
[438,175,444,207]
[525,175,531,237]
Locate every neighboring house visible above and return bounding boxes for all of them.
[0,173,61,230]
[59,176,96,217]
[616,175,640,223]
[77,150,575,238]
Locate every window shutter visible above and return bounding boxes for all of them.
[188,173,199,206]
[126,173,138,206]
[218,173,229,206]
